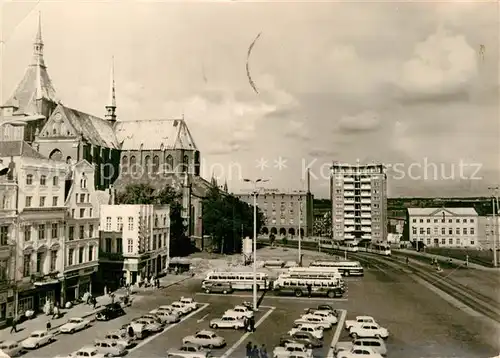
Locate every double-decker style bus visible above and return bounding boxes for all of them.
[309,260,364,276]
[201,271,270,291]
[273,276,344,298]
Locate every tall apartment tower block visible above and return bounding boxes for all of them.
[330,163,388,243]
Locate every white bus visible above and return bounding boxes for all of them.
[309,260,364,276]
[273,276,344,298]
[201,271,270,291]
[286,267,344,282]
[279,272,345,292]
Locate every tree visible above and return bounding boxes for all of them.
[116,183,188,255]
[202,187,264,254]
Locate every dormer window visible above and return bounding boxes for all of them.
[26,174,33,185]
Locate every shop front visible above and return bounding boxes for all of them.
[62,265,98,304]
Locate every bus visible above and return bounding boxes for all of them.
[309,260,364,276]
[286,267,344,282]
[201,271,270,291]
[279,272,345,292]
[273,276,344,298]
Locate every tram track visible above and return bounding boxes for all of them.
[261,241,500,324]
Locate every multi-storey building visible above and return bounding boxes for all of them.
[62,160,103,302]
[235,188,314,237]
[479,215,500,250]
[0,142,67,320]
[407,207,479,248]
[99,204,170,289]
[330,163,388,242]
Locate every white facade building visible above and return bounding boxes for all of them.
[99,204,170,286]
[407,207,479,248]
[62,160,102,302]
[330,163,388,242]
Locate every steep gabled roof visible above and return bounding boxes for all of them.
[57,105,119,148]
[114,118,197,151]
[0,141,46,159]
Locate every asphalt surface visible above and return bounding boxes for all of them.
[19,255,499,358]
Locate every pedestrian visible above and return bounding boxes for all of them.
[10,317,17,333]
[245,341,252,358]
[128,325,134,338]
[406,257,409,266]
[249,316,255,332]
[52,305,59,319]
[243,317,249,331]
[252,345,259,358]
[307,283,312,297]
[259,344,268,358]
[92,296,97,309]
[110,292,115,304]
[46,321,51,331]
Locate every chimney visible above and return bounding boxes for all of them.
[306,168,311,193]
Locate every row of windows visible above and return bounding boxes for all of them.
[68,224,95,240]
[23,250,58,276]
[25,195,60,207]
[415,238,475,246]
[67,246,95,266]
[269,218,304,225]
[70,207,93,218]
[102,233,168,254]
[25,175,59,186]
[121,154,190,173]
[105,216,135,231]
[24,223,60,241]
[413,217,475,224]
[412,227,475,235]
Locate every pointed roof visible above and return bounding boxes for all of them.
[107,57,116,109]
[115,118,197,151]
[2,12,58,114]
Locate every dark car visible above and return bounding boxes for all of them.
[96,303,126,321]
[280,331,322,348]
[204,282,233,294]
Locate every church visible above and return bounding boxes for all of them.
[0,14,212,240]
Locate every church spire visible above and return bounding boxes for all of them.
[105,56,117,123]
[32,12,45,67]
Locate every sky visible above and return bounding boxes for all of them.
[0,0,498,198]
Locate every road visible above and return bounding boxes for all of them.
[21,254,499,358]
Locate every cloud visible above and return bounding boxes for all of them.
[337,111,381,133]
[398,27,478,100]
[284,119,310,141]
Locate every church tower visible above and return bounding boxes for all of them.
[105,57,117,123]
[1,12,59,142]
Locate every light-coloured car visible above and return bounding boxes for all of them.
[133,318,162,333]
[0,341,23,357]
[150,305,175,315]
[209,314,245,329]
[21,330,55,349]
[155,310,180,324]
[345,316,377,330]
[104,332,135,348]
[311,310,338,325]
[337,347,383,358]
[225,305,254,319]
[294,314,332,330]
[288,324,324,340]
[141,314,165,326]
[350,324,389,339]
[59,317,91,334]
[73,346,106,358]
[167,343,211,358]
[94,339,127,357]
[171,302,191,315]
[182,330,226,349]
[179,297,198,312]
[335,338,387,357]
[273,342,313,358]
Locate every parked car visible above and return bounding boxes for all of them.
[203,282,233,294]
[0,341,23,357]
[21,330,55,349]
[104,332,136,348]
[336,347,383,358]
[167,343,212,358]
[179,297,198,312]
[94,339,127,357]
[225,305,254,319]
[279,332,322,349]
[182,330,226,348]
[345,316,377,331]
[288,324,324,340]
[131,318,163,333]
[171,302,191,315]
[96,303,126,321]
[141,314,165,326]
[73,346,106,358]
[150,305,175,315]
[209,314,245,329]
[310,310,338,325]
[273,342,313,358]
[294,314,332,330]
[335,338,387,357]
[349,324,389,339]
[155,310,180,324]
[59,317,91,334]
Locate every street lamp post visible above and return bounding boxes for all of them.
[243,178,268,312]
[488,186,499,267]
